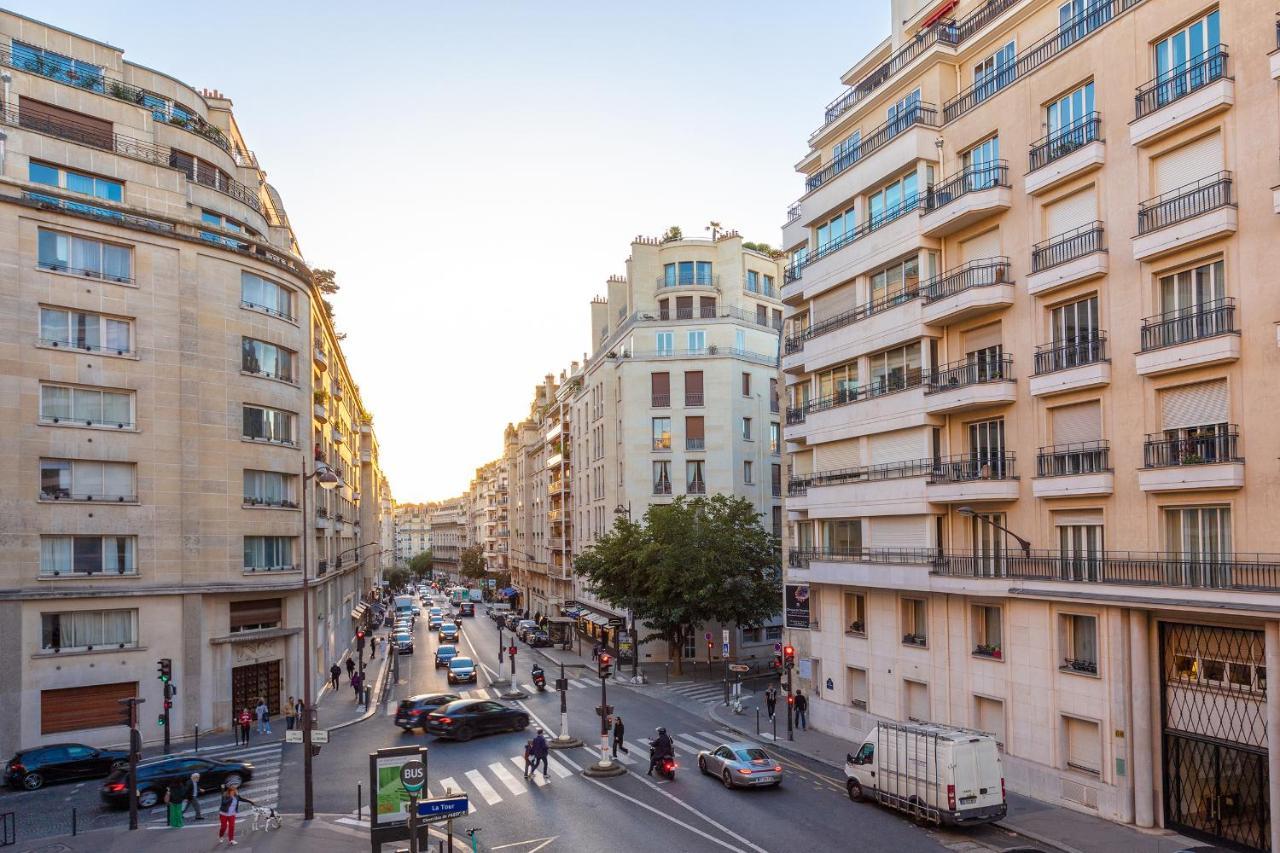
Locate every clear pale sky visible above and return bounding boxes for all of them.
[20,1,887,501]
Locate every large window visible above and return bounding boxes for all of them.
[1159,259,1224,315]
[870,256,921,309]
[963,136,1001,189]
[39,384,133,428]
[971,511,1007,577]
[243,536,295,572]
[36,228,132,282]
[868,342,921,394]
[1058,0,1111,49]
[869,172,918,225]
[1046,80,1095,134]
[1059,520,1104,581]
[1154,10,1221,87]
[29,161,122,202]
[241,272,295,321]
[1165,506,1231,561]
[823,520,861,552]
[655,331,674,356]
[651,417,672,450]
[653,461,672,495]
[662,261,713,287]
[41,609,137,651]
[40,307,132,355]
[1059,613,1099,674]
[973,41,1016,102]
[242,404,295,445]
[972,605,1003,658]
[817,206,857,252]
[241,337,295,382]
[243,470,296,507]
[901,598,927,646]
[40,459,135,501]
[1051,295,1099,346]
[686,460,706,494]
[40,535,137,576]
[686,329,706,353]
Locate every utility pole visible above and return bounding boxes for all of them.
[783,644,795,742]
[118,697,144,830]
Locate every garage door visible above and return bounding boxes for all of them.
[42,681,137,734]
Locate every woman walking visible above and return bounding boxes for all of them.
[255,697,271,734]
[611,714,629,759]
[237,707,252,746]
[217,782,254,846]
[284,696,296,731]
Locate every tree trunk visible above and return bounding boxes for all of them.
[670,626,684,676]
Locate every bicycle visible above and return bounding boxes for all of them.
[251,805,281,832]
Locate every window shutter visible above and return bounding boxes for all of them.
[1045,187,1096,235]
[685,416,704,441]
[960,229,1001,262]
[906,680,930,721]
[21,99,113,150]
[650,372,669,397]
[868,428,929,463]
[812,281,859,320]
[684,371,703,395]
[1050,401,1101,444]
[1066,717,1101,773]
[790,451,814,476]
[815,438,860,470]
[1053,509,1104,526]
[1160,380,1228,430]
[41,681,136,734]
[1153,133,1223,194]
[230,598,282,631]
[869,516,928,548]
[962,322,1002,353]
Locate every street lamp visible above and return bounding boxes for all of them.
[956,506,1031,558]
[300,459,340,822]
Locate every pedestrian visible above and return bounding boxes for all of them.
[329,663,341,691]
[255,698,271,734]
[217,782,255,846]
[522,738,534,779]
[237,707,252,745]
[368,636,377,661]
[164,779,184,828]
[352,671,364,701]
[531,728,550,782]
[611,715,628,758]
[181,772,203,821]
[345,657,356,681]
[285,696,296,731]
[795,689,808,731]
[765,685,778,720]
[591,642,600,662]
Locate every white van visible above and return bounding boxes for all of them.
[845,721,1006,825]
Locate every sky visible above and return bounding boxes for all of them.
[23,0,888,501]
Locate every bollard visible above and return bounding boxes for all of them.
[755,707,760,738]
[357,781,362,821]
[194,725,200,754]
[72,806,77,836]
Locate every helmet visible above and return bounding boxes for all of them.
[656,727,667,736]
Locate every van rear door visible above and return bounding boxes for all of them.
[970,740,1004,810]
[953,739,1003,815]
[951,740,982,813]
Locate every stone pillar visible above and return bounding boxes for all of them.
[1130,610,1154,828]
[1265,621,1280,853]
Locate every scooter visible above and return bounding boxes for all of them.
[531,666,547,692]
[648,743,677,780]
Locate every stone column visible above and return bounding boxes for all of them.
[1265,621,1280,853]
[1130,609,1154,828]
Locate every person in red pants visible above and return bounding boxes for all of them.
[217,783,254,846]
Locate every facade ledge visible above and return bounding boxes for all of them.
[1137,462,1245,493]
[803,478,930,518]
[921,282,1014,325]
[1132,206,1237,262]
[1031,471,1114,499]
[795,387,937,445]
[1029,361,1111,397]
[1025,140,1105,196]
[209,627,303,645]
[1134,333,1240,377]
[793,558,935,592]
[1026,252,1107,297]
[926,478,1019,504]
[923,379,1016,414]
[803,302,930,376]
[31,644,145,659]
[801,212,932,303]
[1129,78,1234,147]
[919,186,1011,238]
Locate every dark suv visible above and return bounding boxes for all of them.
[7,743,128,790]
[395,693,462,732]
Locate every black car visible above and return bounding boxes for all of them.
[458,602,474,617]
[426,699,529,742]
[6,743,128,790]
[394,693,462,732]
[526,629,551,647]
[101,755,254,809]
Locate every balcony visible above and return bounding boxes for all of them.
[313,400,328,423]
[330,382,344,400]
[789,375,931,444]
[924,356,1015,414]
[926,453,1018,503]
[1136,299,1239,376]
[1027,223,1107,296]
[784,286,921,359]
[330,427,343,444]
[920,257,1014,325]
[1139,428,1244,492]
[1033,441,1114,499]
[650,394,670,408]
[313,347,328,371]
[655,273,717,294]
[548,478,567,494]
[783,195,923,298]
[790,293,927,377]
[1026,114,1104,195]
[806,103,940,193]
[1133,172,1235,261]
[788,546,940,591]
[920,162,1011,237]
[1030,334,1110,397]
[685,392,704,407]
[1131,48,1232,146]
[686,437,705,451]
[789,457,935,517]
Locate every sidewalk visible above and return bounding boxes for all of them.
[524,631,734,686]
[704,700,1197,853]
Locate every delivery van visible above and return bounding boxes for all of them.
[845,721,1006,825]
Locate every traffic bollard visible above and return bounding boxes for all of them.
[194,725,200,754]
[357,781,362,821]
[71,807,77,836]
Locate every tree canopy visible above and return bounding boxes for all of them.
[459,545,487,581]
[383,565,410,590]
[408,551,433,581]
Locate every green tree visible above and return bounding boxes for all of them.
[574,495,780,674]
[661,225,683,242]
[383,566,411,590]
[408,551,433,582]
[459,545,487,581]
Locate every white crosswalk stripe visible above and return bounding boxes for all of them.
[679,732,724,751]
[435,777,478,813]
[611,746,637,765]
[144,742,284,823]
[464,769,502,805]
[623,741,650,760]
[545,754,572,778]
[489,761,526,796]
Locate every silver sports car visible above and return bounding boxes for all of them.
[696,741,783,788]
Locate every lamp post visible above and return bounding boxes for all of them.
[300,458,341,822]
[957,506,1031,558]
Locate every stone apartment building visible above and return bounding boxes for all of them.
[780,0,1280,849]
[394,502,431,563]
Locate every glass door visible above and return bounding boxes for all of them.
[1051,295,1099,368]
[1058,523,1103,581]
[968,418,1006,479]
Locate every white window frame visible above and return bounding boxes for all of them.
[39,535,137,577]
[39,383,134,429]
[40,608,138,651]
[39,306,133,356]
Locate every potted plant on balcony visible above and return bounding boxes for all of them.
[1179,452,1205,465]
[849,620,864,635]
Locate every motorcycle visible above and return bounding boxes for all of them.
[649,742,677,780]
[531,666,547,692]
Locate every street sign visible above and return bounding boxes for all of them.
[773,642,783,652]
[417,794,469,823]
[729,664,750,673]
[721,642,730,656]
[285,730,303,743]
[399,758,426,794]
[704,632,712,641]
[721,629,730,644]
[312,729,330,744]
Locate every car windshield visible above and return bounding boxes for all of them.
[394,633,410,641]
[450,658,473,669]
[735,748,771,763]
[437,645,456,655]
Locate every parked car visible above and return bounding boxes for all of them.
[458,602,475,617]
[526,629,551,648]
[447,656,477,684]
[394,693,462,732]
[697,741,783,788]
[7,743,128,791]
[394,631,414,654]
[504,614,522,631]
[435,644,459,668]
[425,699,528,741]
[101,755,255,809]
[515,620,540,641]
[439,623,459,642]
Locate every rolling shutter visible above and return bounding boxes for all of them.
[42,681,136,734]
[975,696,1005,745]
[812,281,859,320]
[1065,717,1101,774]
[869,428,929,464]
[650,372,670,399]
[1045,187,1096,235]
[1050,401,1101,445]
[963,323,1002,353]
[230,598,282,631]
[815,438,860,470]
[960,229,1001,262]
[20,99,113,150]
[1153,133,1222,194]
[1160,380,1228,430]
[685,416,704,442]
[1053,509,1104,526]
[906,680,930,721]
[790,451,813,476]
[869,516,928,548]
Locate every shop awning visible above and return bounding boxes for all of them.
[583,613,610,626]
[351,603,369,622]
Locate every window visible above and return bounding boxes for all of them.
[847,666,869,709]
[651,372,670,407]
[242,404,295,445]
[1050,295,1099,351]
[901,598,927,645]
[12,42,103,88]
[746,270,760,293]
[243,536,295,572]
[36,228,131,282]
[241,272,295,321]
[769,422,780,454]
[816,206,857,252]
[1060,614,1098,674]
[39,307,132,355]
[765,625,782,641]
[652,417,672,450]
[869,256,920,309]
[756,304,769,327]
[868,342,921,394]
[763,275,775,297]
[1154,10,1221,92]
[735,329,747,353]
[653,461,672,495]
[41,609,136,651]
[243,471,296,507]
[963,136,1001,189]
[973,40,1016,102]
[686,329,706,353]
[817,362,857,403]
[1058,0,1112,48]
[969,418,1007,477]
[869,172,919,225]
[686,460,706,494]
[741,372,752,397]
[1158,259,1224,317]
[39,384,133,428]
[972,605,1002,658]
[1046,80,1095,134]
[29,161,122,202]
[229,598,282,633]
[771,463,782,496]
[40,459,135,501]
[655,331,674,356]
[844,592,866,635]
[743,460,753,484]
[742,417,753,440]
[662,261,712,286]
[1165,505,1231,562]
[824,519,861,552]
[40,535,136,576]
[686,416,704,450]
[971,510,1007,577]
[1059,519,1104,581]
[740,626,762,643]
[199,210,251,249]
[833,130,861,164]
[1064,716,1101,775]
[241,337,295,382]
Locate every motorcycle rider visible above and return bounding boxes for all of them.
[530,662,546,689]
[648,726,675,776]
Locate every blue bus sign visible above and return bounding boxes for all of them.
[417,794,469,822]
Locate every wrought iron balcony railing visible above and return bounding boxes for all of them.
[1033,333,1107,375]
[928,452,1016,483]
[788,546,941,567]
[1137,171,1231,235]
[923,162,1009,212]
[1028,113,1102,172]
[1135,46,1228,119]
[921,257,1010,303]
[784,194,920,283]
[934,549,1280,592]
[789,456,939,495]
[1139,297,1235,351]
[806,103,939,191]
[926,355,1013,394]
[1031,222,1104,272]
[784,286,920,354]
[1036,440,1110,477]
[1143,427,1240,468]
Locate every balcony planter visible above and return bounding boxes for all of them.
[902,634,926,647]
[974,644,1002,659]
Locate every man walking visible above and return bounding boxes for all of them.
[794,689,809,731]
[765,685,778,720]
[611,715,628,759]
[530,728,550,782]
[255,698,271,734]
[181,772,204,821]
[351,671,364,702]
[329,663,341,691]
[345,657,356,682]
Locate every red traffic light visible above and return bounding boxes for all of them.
[600,654,611,664]
[783,645,795,657]
[787,694,795,705]
[356,629,365,640]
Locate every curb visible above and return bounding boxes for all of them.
[329,650,393,732]
[991,822,1084,853]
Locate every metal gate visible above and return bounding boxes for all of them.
[1160,623,1269,852]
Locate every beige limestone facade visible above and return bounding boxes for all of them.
[781,0,1280,849]
[0,10,391,756]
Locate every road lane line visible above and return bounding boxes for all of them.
[553,751,581,772]
[464,769,502,805]
[580,775,748,853]
[489,761,527,796]
[626,768,770,853]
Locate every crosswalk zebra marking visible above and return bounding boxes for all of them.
[677,732,722,751]
[435,777,478,813]
[465,769,502,805]
[507,757,549,787]
[488,762,526,796]
[610,747,637,765]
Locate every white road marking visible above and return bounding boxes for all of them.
[489,761,527,796]
[465,769,502,805]
[508,756,548,786]
[581,774,749,853]
[571,678,595,689]
[544,754,572,778]
[436,778,479,814]
[677,732,722,751]
[553,751,581,772]
[611,747,637,765]
[627,768,770,853]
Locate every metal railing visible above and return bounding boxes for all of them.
[240,300,295,322]
[40,490,137,502]
[1139,297,1235,351]
[653,481,673,495]
[1135,47,1228,119]
[788,547,941,567]
[806,103,939,191]
[40,414,134,429]
[926,355,1013,393]
[687,481,707,495]
[786,203,801,224]
[789,456,939,495]
[784,285,921,354]
[655,273,717,289]
[785,193,921,283]
[658,307,718,321]
[1137,171,1231,235]
[685,392,704,407]
[39,337,133,356]
[786,405,806,425]
[650,394,670,407]
[1029,113,1102,172]
[1033,333,1107,375]
[1031,221,1104,272]
[1143,427,1240,468]
[921,257,1009,303]
[801,372,926,418]
[686,437,706,450]
[1036,440,1110,477]
[928,452,1017,483]
[924,162,1009,212]
[1062,658,1098,675]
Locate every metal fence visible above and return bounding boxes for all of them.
[1033,333,1107,375]
[1031,222,1104,272]
[1135,47,1228,119]
[1029,113,1102,172]
[1036,441,1110,477]
[1139,297,1235,351]
[1137,172,1232,235]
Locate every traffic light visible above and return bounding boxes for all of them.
[598,653,613,680]
[356,628,366,650]
[156,658,172,683]
[787,693,795,706]
[783,645,796,671]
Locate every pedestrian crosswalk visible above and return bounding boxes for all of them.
[144,741,284,824]
[661,681,731,706]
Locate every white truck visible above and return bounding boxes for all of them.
[845,721,1006,826]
